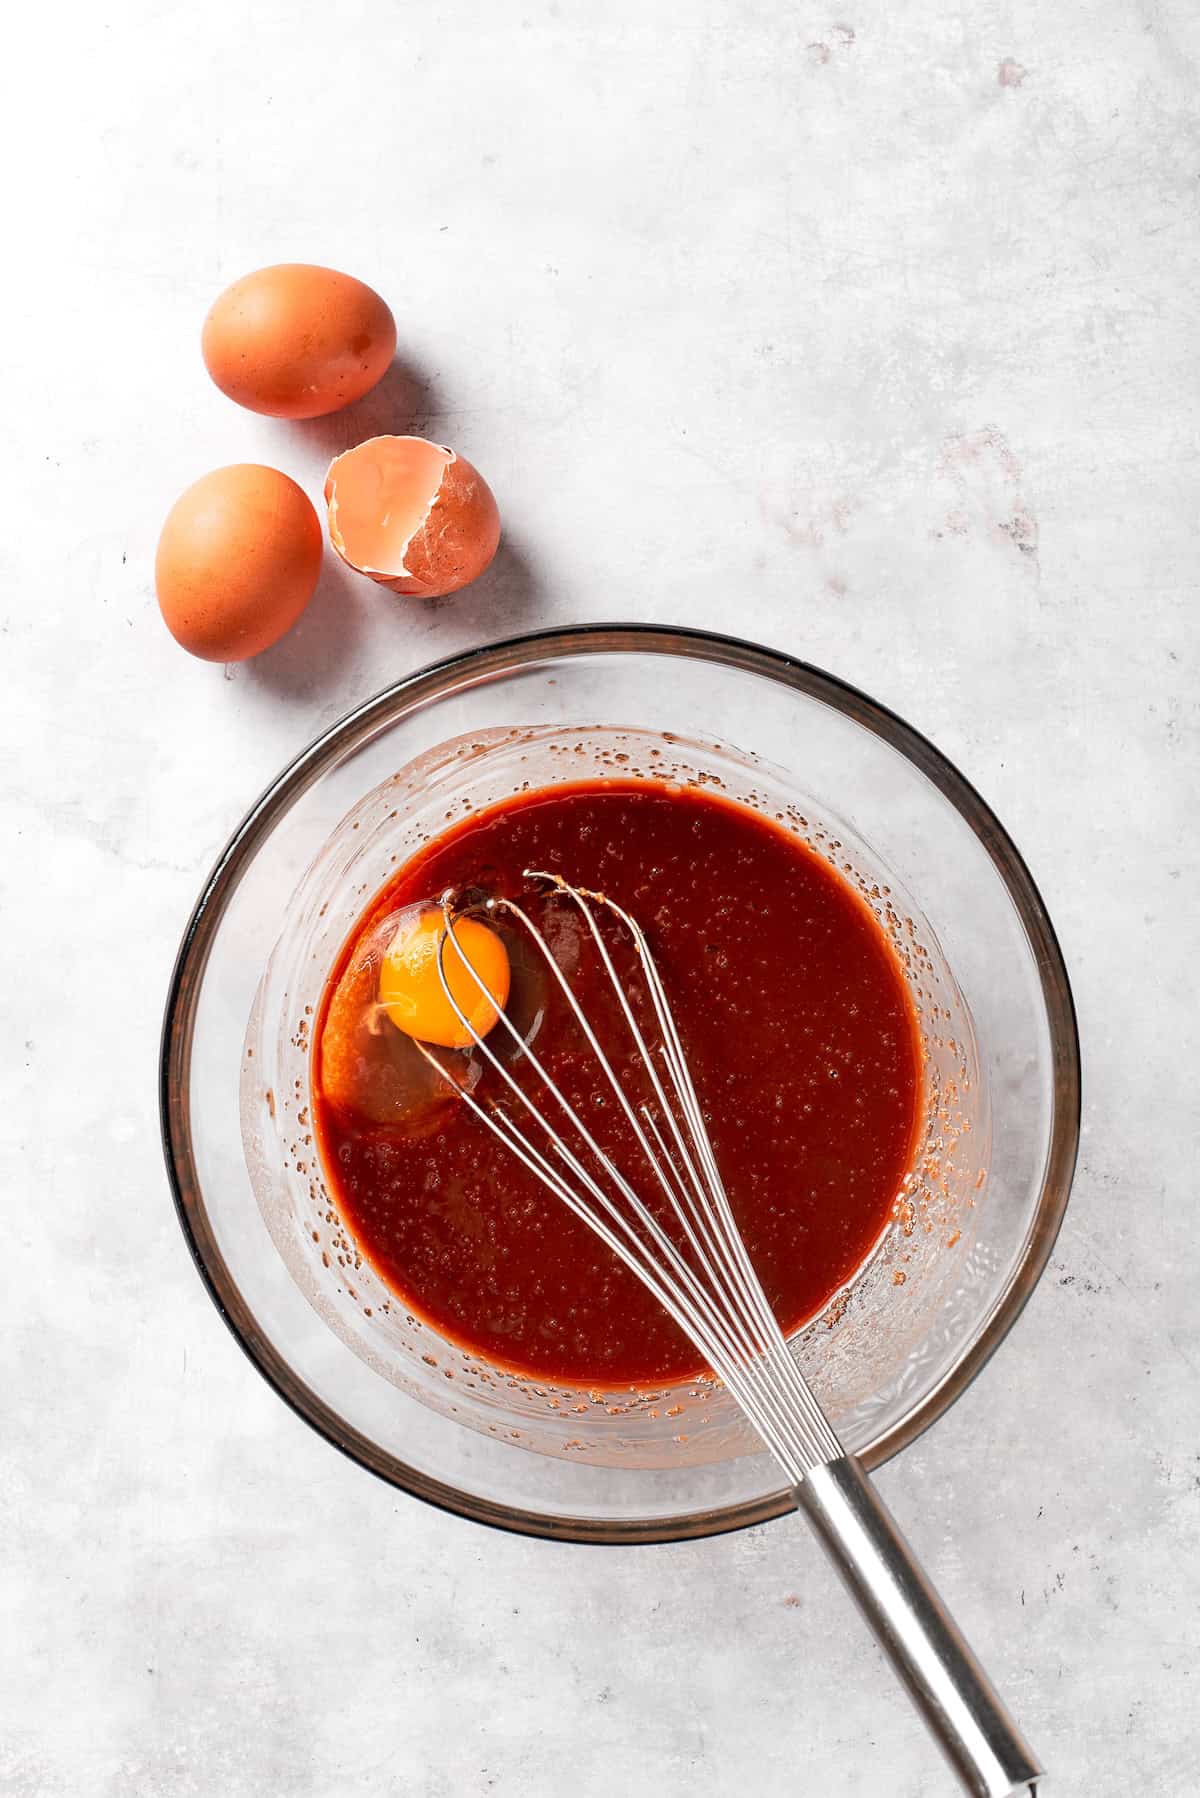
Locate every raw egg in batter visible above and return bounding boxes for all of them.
[379,908,510,1050]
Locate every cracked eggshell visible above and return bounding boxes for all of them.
[324,435,501,599]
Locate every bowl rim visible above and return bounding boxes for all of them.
[159,623,1081,1544]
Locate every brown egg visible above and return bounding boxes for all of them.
[201,264,396,419]
[155,465,324,662]
[325,436,500,599]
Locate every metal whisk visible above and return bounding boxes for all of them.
[427,872,1043,1798]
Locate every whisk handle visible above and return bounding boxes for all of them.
[796,1456,1043,1798]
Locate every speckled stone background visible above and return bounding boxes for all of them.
[2,2,1197,1793]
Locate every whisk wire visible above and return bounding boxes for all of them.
[519,875,842,1468]
[426,912,759,1385]
[619,894,846,1452]
[439,1064,814,1472]
[428,879,839,1477]
[525,874,842,1469]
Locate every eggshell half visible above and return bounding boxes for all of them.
[324,436,500,599]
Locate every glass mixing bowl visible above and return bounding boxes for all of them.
[160,625,1079,1542]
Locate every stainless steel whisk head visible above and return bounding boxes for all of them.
[423,872,1043,1798]
[433,869,840,1478]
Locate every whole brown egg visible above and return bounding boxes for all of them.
[201,264,396,419]
[155,464,323,661]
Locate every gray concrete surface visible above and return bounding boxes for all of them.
[2,1,1197,1792]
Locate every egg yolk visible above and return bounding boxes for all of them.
[379,910,510,1050]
